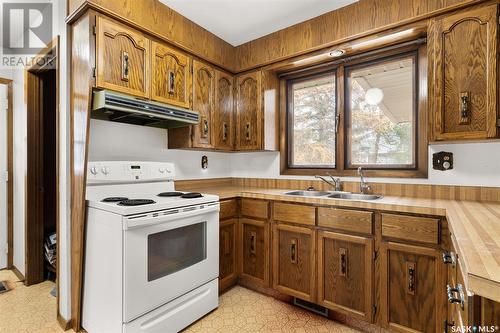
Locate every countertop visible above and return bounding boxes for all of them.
[188,185,500,303]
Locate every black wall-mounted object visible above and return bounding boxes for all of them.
[201,155,208,169]
[433,151,453,171]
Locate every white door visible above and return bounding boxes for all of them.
[0,84,8,269]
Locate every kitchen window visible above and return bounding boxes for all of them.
[281,44,428,177]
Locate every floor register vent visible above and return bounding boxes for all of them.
[293,298,329,317]
[0,281,10,294]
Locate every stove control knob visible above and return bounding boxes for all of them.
[166,168,172,174]
[90,166,98,175]
[101,167,109,175]
[158,168,166,174]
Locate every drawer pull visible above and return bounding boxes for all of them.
[442,251,456,266]
[121,51,129,81]
[202,117,209,138]
[446,284,465,310]
[249,231,256,255]
[245,122,251,141]
[459,92,470,125]
[290,238,297,264]
[339,248,347,277]
[406,261,416,295]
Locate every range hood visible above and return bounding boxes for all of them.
[92,89,199,129]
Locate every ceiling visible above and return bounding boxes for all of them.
[159,0,358,46]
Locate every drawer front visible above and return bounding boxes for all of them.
[220,199,237,220]
[318,207,373,235]
[241,198,269,220]
[382,213,439,245]
[273,203,316,226]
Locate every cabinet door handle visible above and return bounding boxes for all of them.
[167,70,175,94]
[249,231,256,255]
[335,114,340,134]
[121,51,129,81]
[339,247,347,277]
[406,261,416,295]
[222,122,228,141]
[459,92,470,125]
[222,230,230,256]
[446,284,465,310]
[290,238,297,264]
[442,251,456,267]
[202,117,209,138]
[245,122,251,141]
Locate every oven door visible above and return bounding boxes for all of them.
[122,202,219,322]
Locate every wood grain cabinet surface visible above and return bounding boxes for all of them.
[95,16,150,98]
[219,218,238,292]
[151,41,192,109]
[214,69,235,150]
[272,224,316,301]
[239,218,270,287]
[429,5,498,141]
[236,71,262,150]
[317,231,374,322]
[380,242,443,333]
[190,60,215,148]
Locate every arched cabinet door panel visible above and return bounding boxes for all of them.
[95,16,150,98]
[429,5,498,141]
[236,71,262,150]
[152,41,192,109]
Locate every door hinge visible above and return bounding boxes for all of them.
[497,118,500,127]
[373,251,378,261]
[92,67,96,77]
[93,25,97,35]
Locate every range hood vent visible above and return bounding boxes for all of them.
[92,89,199,129]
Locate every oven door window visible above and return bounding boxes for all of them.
[147,222,207,282]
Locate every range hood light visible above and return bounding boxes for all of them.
[351,28,416,50]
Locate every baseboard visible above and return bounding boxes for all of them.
[11,266,25,282]
[57,313,72,331]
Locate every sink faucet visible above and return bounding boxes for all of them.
[315,173,342,191]
[358,167,371,194]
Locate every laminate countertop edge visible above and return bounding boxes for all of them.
[185,186,500,302]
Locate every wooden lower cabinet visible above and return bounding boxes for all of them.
[239,218,270,287]
[219,218,238,292]
[272,224,315,301]
[381,242,444,333]
[317,231,374,322]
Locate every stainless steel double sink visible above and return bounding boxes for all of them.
[284,190,382,201]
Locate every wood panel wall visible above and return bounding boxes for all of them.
[67,0,236,71]
[176,177,500,202]
[234,0,486,71]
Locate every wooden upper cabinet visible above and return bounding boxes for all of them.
[192,60,215,148]
[236,71,262,150]
[429,5,498,141]
[152,41,192,109]
[95,16,150,98]
[214,70,235,150]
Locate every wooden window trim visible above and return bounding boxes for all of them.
[280,42,428,178]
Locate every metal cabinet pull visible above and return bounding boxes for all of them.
[223,122,228,141]
[249,231,256,255]
[442,251,456,267]
[339,248,347,277]
[459,92,470,124]
[290,239,297,264]
[202,117,209,138]
[121,51,129,81]
[335,114,340,134]
[406,261,416,295]
[245,122,251,141]
[167,70,175,94]
[447,284,465,310]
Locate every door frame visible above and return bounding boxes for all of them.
[25,36,60,311]
[0,77,13,269]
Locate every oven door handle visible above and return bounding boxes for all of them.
[124,203,220,229]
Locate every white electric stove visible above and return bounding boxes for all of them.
[83,161,220,333]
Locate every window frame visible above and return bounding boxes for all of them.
[280,42,428,178]
[286,69,338,170]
